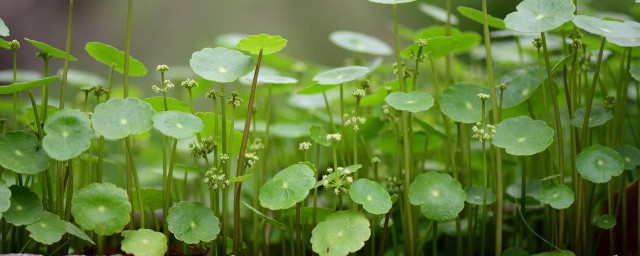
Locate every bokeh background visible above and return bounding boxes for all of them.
[0,0,635,85]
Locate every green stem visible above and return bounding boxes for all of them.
[41,57,51,123]
[59,0,74,109]
[28,90,43,138]
[123,0,132,98]
[125,137,145,228]
[322,91,337,132]
[580,37,606,149]
[378,211,391,256]
[163,139,178,238]
[312,144,320,226]
[12,48,18,131]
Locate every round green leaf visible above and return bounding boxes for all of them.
[4,186,43,226]
[368,0,416,4]
[25,38,77,61]
[43,109,93,161]
[499,68,542,108]
[309,125,331,147]
[329,31,392,56]
[385,91,434,113]
[349,178,392,215]
[121,229,168,256]
[91,98,156,140]
[576,145,624,184]
[167,201,220,244]
[85,42,147,76]
[259,163,316,210]
[594,214,616,229]
[239,67,298,85]
[0,184,11,216]
[310,211,371,256]
[237,34,287,55]
[71,183,131,236]
[492,116,554,156]
[190,47,255,83]
[409,172,465,222]
[537,184,574,209]
[573,15,640,46]
[504,0,575,33]
[313,66,370,85]
[570,106,613,128]
[0,131,49,175]
[464,186,497,205]
[440,83,490,123]
[615,145,640,170]
[152,111,203,139]
[26,212,66,245]
[0,17,8,37]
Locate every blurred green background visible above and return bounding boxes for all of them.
[0,0,636,84]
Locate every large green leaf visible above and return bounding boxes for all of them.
[43,109,93,161]
[385,91,434,113]
[71,183,131,236]
[152,111,203,139]
[190,47,255,83]
[91,98,156,140]
[576,145,624,183]
[121,229,168,256]
[310,211,371,256]
[237,34,287,55]
[259,163,316,210]
[594,215,616,229]
[409,172,465,222]
[0,76,61,95]
[439,83,490,123]
[492,116,554,156]
[167,201,220,244]
[0,131,49,175]
[464,186,497,205]
[537,184,574,209]
[504,0,575,33]
[85,42,147,76]
[330,31,392,56]
[26,212,66,245]
[349,178,392,215]
[4,185,43,226]
[25,38,77,61]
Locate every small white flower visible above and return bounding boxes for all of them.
[477,93,490,100]
[327,133,342,142]
[298,141,312,151]
[347,176,353,183]
[156,64,170,72]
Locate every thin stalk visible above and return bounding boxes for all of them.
[123,0,132,98]
[125,137,145,228]
[12,48,18,130]
[97,235,103,256]
[322,91,337,132]
[480,100,489,256]
[27,91,43,138]
[580,37,606,148]
[378,211,391,256]
[163,139,178,238]
[233,49,264,254]
[41,57,51,122]
[59,0,74,109]
[296,202,302,256]
[312,144,320,226]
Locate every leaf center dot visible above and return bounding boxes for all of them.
[40,223,47,228]
[98,206,106,212]
[465,102,472,109]
[190,222,197,228]
[597,160,604,166]
[14,150,22,156]
[176,123,183,129]
[366,195,372,201]
[521,89,529,96]
[552,193,559,198]
[120,118,128,125]
[430,189,440,197]
[601,28,611,33]
[62,130,69,138]
[536,14,545,20]
[406,100,415,104]
[16,205,23,211]
[282,182,289,189]
[517,137,526,143]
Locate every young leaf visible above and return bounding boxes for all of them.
[440,83,490,123]
[25,38,77,61]
[385,91,434,113]
[615,145,640,170]
[0,38,9,49]
[313,66,370,85]
[237,34,287,55]
[409,172,466,222]
[71,183,131,236]
[85,42,147,76]
[190,47,255,83]
[0,131,49,175]
[26,212,66,245]
[594,215,616,229]
[43,109,93,161]
[492,116,554,156]
[167,201,220,244]
[259,163,316,210]
[329,31,392,56]
[570,106,613,128]
[349,178,392,215]
[91,98,156,140]
[121,229,168,256]
[457,6,506,29]
[504,0,575,33]
[537,184,574,209]
[152,111,203,139]
[576,145,624,183]
[464,186,497,205]
[4,185,43,226]
[310,211,371,256]
[0,76,61,95]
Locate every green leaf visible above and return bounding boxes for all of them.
[297,84,339,95]
[259,163,316,210]
[0,131,49,175]
[0,184,11,217]
[401,36,457,60]
[368,0,416,4]
[24,38,77,61]
[152,111,203,139]
[570,106,613,128]
[464,186,497,205]
[121,229,168,256]
[576,145,624,184]
[0,38,9,49]
[492,116,554,156]
[132,188,164,211]
[65,222,95,245]
[631,64,640,81]
[71,183,131,236]
[43,109,93,161]
[313,66,369,85]
[310,211,371,256]
[504,0,575,33]
[385,91,434,113]
[4,186,43,226]
[531,251,575,256]
[240,68,298,85]
[537,184,574,209]
[414,26,481,55]
[309,125,331,147]
[190,47,255,83]
[573,15,640,47]
[594,214,616,229]
[229,174,253,183]
[91,98,156,140]
[0,17,8,37]
[419,3,459,25]
[237,34,287,55]
[26,212,66,245]
[503,246,530,256]
[0,76,61,95]
[615,145,640,170]
[499,68,543,108]
[409,172,465,222]
[439,83,490,123]
[85,42,147,76]
[330,31,392,56]
[349,178,392,215]
[241,201,287,230]
[457,6,506,29]
[168,201,220,244]
[143,96,192,113]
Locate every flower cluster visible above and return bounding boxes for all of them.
[152,80,175,93]
[227,91,242,108]
[322,166,354,195]
[203,167,229,190]
[189,136,216,159]
[181,79,198,89]
[532,38,542,49]
[206,89,224,100]
[298,141,312,151]
[219,153,229,164]
[472,122,496,143]
[93,86,108,98]
[244,152,259,169]
[385,176,402,192]
[477,93,490,101]
[326,133,342,143]
[80,85,96,94]
[371,156,381,165]
[156,64,170,72]
[344,113,366,132]
[8,40,20,50]
[352,89,366,99]
[250,138,265,151]
[499,83,508,91]
[604,96,616,110]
